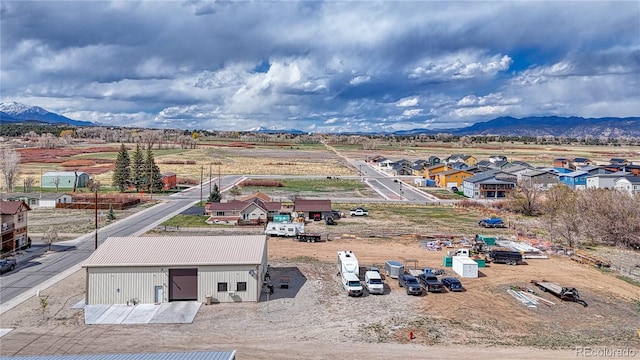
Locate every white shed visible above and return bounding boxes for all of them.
[82,235,268,305]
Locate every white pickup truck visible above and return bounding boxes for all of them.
[350,208,369,216]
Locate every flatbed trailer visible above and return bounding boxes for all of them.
[296,233,323,243]
[532,280,588,307]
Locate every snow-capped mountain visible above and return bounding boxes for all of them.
[0,101,94,126]
[244,126,305,134]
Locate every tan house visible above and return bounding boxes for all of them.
[435,169,473,189]
[205,199,281,225]
[1,200,31,255]
[424,164,449,180]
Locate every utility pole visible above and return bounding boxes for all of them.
[200,165,204,204]
[94,189,98,250]
[209,163,212,196]
[218,164,221,192]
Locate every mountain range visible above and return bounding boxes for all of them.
[1,101,639,137]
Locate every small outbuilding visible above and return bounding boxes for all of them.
[41,171,90,189]
[82,235,268,305]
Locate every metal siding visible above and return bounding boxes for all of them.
[198,266,258,303]
[87,267,166,305]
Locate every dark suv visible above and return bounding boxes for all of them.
[398,274,423,296]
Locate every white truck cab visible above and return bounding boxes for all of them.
[364,270,384,295]
[342,272,363,297]
[454,248,471,257]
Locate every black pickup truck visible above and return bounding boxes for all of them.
[418,273,444,293]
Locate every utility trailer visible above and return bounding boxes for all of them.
[532,280,588,307]
[296,233,323,243]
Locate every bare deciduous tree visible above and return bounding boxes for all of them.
[24,176,35,192]
[0,148,21,192]
[507,182,543,216]
[542,184,582,249]
[43,226,59,251]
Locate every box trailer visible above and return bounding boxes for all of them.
[384,260,404,279]
[265,222,303,237]
[452,256,478,278]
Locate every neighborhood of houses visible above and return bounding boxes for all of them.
[368,154,640,199]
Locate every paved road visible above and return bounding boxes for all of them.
[0,175,245,313]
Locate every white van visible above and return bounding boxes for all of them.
[342,272,363,297]
[364,271,384,295]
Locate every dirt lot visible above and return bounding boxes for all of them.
[2,230,639,358]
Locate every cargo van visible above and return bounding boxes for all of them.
[364,271,384,295]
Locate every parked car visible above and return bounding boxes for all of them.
[350,208,369,216]
[418,273,444,292]
[0,258,17,274]
[478,217,506,228]
[441,277,464,292]
[398,274,423,296]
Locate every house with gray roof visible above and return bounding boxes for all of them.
[462,170,516,199]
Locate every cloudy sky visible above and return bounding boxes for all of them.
[1,1,639,133]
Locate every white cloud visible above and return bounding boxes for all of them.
[396,97,419,107]
[409,53,512,80]
[349,75,370,85]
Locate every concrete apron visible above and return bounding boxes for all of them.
[82,301,201,325]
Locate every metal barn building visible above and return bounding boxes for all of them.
[41,171,90,189]
[82,235,268,305]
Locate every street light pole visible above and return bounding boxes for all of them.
[200,165,204,204]
[94,189,98,250]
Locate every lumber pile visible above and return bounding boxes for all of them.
[570,250,611,268]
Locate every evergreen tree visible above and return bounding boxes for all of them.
[112,143,131,192]
[130,143,145,192]
[144,147,163,192]
[107,204,116,221]
[208,183,222,203]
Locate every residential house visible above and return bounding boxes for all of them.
[428,156,441,166]
[462,170,516,199]
[553,167,574,174]
[488,160,513,170]
[41,171,90,189]
[623,164,640,176]
[503,164,535,179]
[610,158,628,165]
[614,176,640,195]
[489,155,508,163]
[603,164,626,173]
[573,157,592,167]
[558,170,590,190]
[446,154,478,166]
[161,172,177,190]
[435,169,472,189]
[1,200,31,254]
[519,169,558,189]
[552,158,574,170]
[1,193,72,208]
[586,172,631,189]
[448,161,470,170]
[239,192,272,202]
[424,163,449,180]
[578,165,610,175]
[294,198,332,221]
[511,160,533,168]
[411,162,429,178]
[376,158,395,171]
[391,160,414,176]
[205,198,281,225]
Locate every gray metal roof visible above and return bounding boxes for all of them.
[4,351,236,360]
[82,235,266,268]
